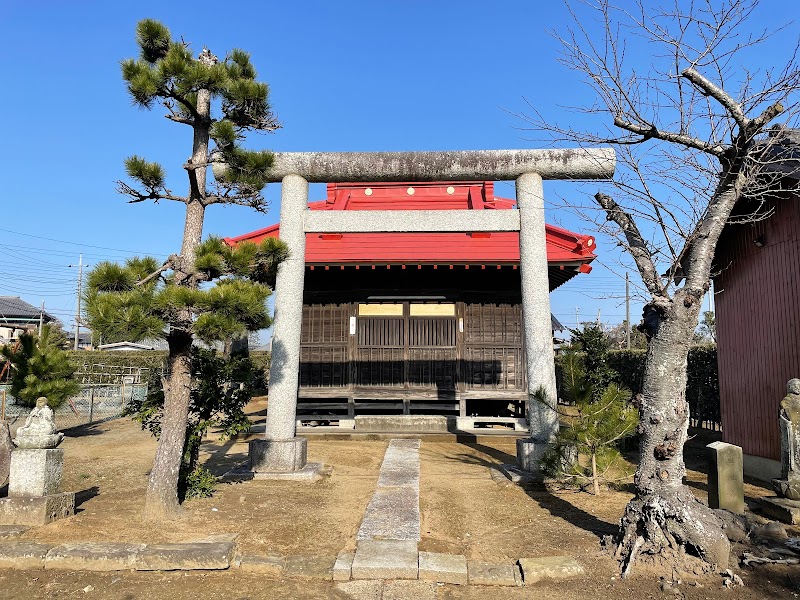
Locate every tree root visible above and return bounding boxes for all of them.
[613,487,730,577]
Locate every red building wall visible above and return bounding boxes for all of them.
[714,190,800,461]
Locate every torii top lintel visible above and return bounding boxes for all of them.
[263,148,615,183]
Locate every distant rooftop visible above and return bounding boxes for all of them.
[0,296,55,324]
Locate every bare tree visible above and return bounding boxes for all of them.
[523,0,800,576]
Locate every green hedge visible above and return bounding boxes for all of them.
[558,345,720,425]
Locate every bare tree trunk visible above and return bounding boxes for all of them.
[143,81,211,519]
[143,330,193,520]
[614,298,729,574]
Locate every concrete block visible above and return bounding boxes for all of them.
[517,556,584,584]
[249,437,307,473]
[0,542,52,570]
[283,555,334,579]
[8,448,63,497]
[467,561,518,586]
[134,542,235,570]
[418,551,467,584]
[760,497,800,525]
[333,551,354,581]
[354,416,447,432]
[515,439,553,481]
[0,492,74,526]
[351,540,418,580]
[238,554,285,576]
[707,441,745,513]
[45,542,145,571]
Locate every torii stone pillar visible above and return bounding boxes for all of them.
[248,149,615,477]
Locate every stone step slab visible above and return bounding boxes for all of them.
[351,540,418,580]
[334,550,355,581]
[517,556,584,584]
[467,561,521,586]
[0,542,52,570]
[238,554,285,576]
[45,542,145,571]
[418,551,468,584]
[134,541,235,570]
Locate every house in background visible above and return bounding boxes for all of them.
[226,180,594,427]
[0,296,54,344]
[713,130,800,481]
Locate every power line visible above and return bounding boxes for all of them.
[0,227,166,256]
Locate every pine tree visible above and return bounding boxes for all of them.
[85,20,285,520]
[542,351,638,495]
[0,327,80,409]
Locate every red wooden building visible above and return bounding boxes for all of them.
[714,135,800,479]
[226,181,596,424]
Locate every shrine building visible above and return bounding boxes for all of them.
[226,180,596,429]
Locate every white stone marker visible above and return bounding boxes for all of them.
[707,441,745,514]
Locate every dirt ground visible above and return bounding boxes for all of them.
[1,399,798,599]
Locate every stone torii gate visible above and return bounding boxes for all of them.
[248,148,615,478]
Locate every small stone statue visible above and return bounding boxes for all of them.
[13,397,64,449]
[773,379,800,500]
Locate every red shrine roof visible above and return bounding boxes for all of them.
[224,181,597,268]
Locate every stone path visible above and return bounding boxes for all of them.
[357,439,420,542]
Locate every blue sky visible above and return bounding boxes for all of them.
[1,0,796,337]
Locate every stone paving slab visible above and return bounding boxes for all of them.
[467,561,519,586]
[238,554,285,576]
[334,550,354,581]
[284,555,334,579]
[45,542,145,571]
[0,525,29,538]
[335,580,383,600]
[418,551,467,584]
[356,487,420,541]
[377,440,420,488]
[383,580,438,600]
[518,556,584,584]
[0,542,52,570]
[351,540,418,580]
[134,542,235,571]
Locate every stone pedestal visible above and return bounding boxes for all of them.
[0,492,75,526]
[249,438,308,473]
[515,439,553,482]
[9,449,63,497]
[706,441,745,513]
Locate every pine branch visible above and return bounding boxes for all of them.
[116,181,187,204]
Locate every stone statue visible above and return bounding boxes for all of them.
[13,397,63,449]
[773,379,800,500]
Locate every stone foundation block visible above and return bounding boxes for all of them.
[45,542,145,571]
[760,497,800,525]
[284,555,334,579]
[467,561,519,586]
[351,540,418,580]
[134,542,235,570]
[333,551,354,581]
[515,439,553,481]
[354,415,448,432]
[249,437,307,473]
[517,556,584,584]
[418,551,468,584]
[707,441,745,513]
[9,448,63,497]
[238,554,285,576]
[0,492,74,526]
[0,542,52,570]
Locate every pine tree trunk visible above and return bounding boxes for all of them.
[613,297,729,574]
[591,450,600,496]
[143,330,192,520]
[143,80,212,519]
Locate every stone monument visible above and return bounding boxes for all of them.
[761,380,800,524]
[0,419,12,488]
[0,397,75,525]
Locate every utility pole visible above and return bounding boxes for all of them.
[596,309,601,325]
[71,254,84,351]
[38,301,45,337]
[625,272,631,350]
[575,306,580,329]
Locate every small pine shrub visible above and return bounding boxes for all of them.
[183,466,216,499]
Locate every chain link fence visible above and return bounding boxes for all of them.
[0,381,147,435]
